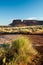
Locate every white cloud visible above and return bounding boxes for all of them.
[27,17,37,20]
[26,17,43,20]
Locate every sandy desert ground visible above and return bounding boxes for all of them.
[0,34,43,45]
[0,34,43,54]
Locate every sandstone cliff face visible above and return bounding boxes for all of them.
[9,20,43,26]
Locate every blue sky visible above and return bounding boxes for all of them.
[0,0,43,25]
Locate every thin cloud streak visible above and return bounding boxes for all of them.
[26,17,43,20]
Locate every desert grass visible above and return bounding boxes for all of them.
[0,37,41,65]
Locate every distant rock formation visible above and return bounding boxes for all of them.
[9,19,43,26]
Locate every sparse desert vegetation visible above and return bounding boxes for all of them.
[0,25,43,34]
[0,37,41,65]
[0,25,43,65]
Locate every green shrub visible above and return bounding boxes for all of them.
[11,37,38,55]
[10,37,40,65]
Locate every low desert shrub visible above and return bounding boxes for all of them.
[10,37,40,65]
[0,37,41,65]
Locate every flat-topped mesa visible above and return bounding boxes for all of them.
[10,20,22,26]
[23,20,37,25]
[9,19,43,26]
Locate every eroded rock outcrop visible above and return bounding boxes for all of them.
[9,19,43,26]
